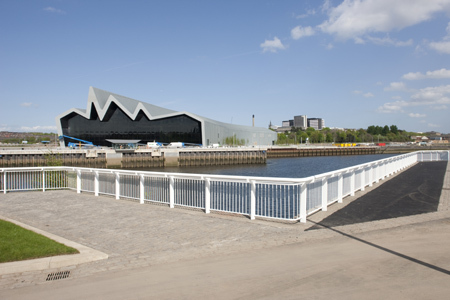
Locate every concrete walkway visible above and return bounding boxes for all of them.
[0,161,449,299]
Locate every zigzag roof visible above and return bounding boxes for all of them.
[56,86,268,132]
[87,86,177,121]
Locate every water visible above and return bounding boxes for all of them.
[143,154,398,178]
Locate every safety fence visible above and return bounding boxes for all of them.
[1,151,448,222]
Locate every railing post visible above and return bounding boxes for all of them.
[368,164,373,187]
[350,170,355,196]
[169,176,175,208]
[250,180,256,220]
[115,172,120,199]
[3,171,7,194]
[337,174,343,203]
[42,169,46,192]
[94,170,99,196]
[321,178,328,211]
[76,169,81,193]
[361,167,366,191]
[299,183,307,223]
[205,178,210,214]
[375,162,380,183]
[140,174,145,204]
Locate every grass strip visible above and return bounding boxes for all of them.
[0,219,79,263]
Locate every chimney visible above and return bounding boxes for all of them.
[252,115,255,127]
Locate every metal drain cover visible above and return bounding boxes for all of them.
[46,271,70,281]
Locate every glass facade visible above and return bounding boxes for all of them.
[60,103,202,147]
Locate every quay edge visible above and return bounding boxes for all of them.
[1,145,449,168]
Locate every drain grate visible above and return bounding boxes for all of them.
[46,271,70,281]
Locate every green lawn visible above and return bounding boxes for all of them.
[0,219,79,263]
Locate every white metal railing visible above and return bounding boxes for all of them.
[1,151,448,222]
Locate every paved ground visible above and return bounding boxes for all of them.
[0,161,449,299]
[308,161,448,229]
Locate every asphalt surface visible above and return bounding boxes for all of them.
[308,161,447,230]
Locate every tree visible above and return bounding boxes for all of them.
[390,125,398,135]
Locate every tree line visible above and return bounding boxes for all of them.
[275,125,416,145]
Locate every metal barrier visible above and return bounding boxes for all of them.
[1,151,448,222]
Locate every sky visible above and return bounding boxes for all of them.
[1,0,450,134]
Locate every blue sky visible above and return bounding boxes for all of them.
[1,0,450,134]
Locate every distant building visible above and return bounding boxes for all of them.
[277,115,325,132]
[56,87,276,148]
[294,115,307,130]
[307,118,325,130]
[282,120,294,127]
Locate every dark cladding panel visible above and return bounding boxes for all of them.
[60,105,202,146]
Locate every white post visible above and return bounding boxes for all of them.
[77,169,81,193]
[169,176,175,208]
[337,174,343,203]
[115,172,120,200]
[139,174,145,204]
[94,171,99,196]
[321,178,328,211]
[250,180,256,220]
[350,170,355,196]
[361,167,366,191]
[375,163,380,183]
[368,165,373,187]
[299,183,307,223]
[4,171,7,194]
[205,178,211,214]
[42,169,46,192]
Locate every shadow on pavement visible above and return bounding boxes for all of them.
[307,161,448,230]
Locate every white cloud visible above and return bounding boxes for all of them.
[260,37,286,53]
[366,36,413,47]
[410,84,450,105]
[379,84,450,114]
[384,81,408,91]
[19,126,57,132]
[428,123,441,128]
[402,68,450,80]
[428,21,450,54]
[318,0,450,41]
[295,9,316,19]
[353,90,374,97]
[376,100,408,113]
[432,105,448,110]
[43,7,66,14]
[291,26,315,40]
[0,124,57,132]
[429,41,450,54]
[408,113,426,118]
[20,102,33,107]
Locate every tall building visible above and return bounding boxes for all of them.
[282,120,294,127]
[307,118,325,130]
[294,115,307,129]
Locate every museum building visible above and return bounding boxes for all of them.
[56,87,276,148]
